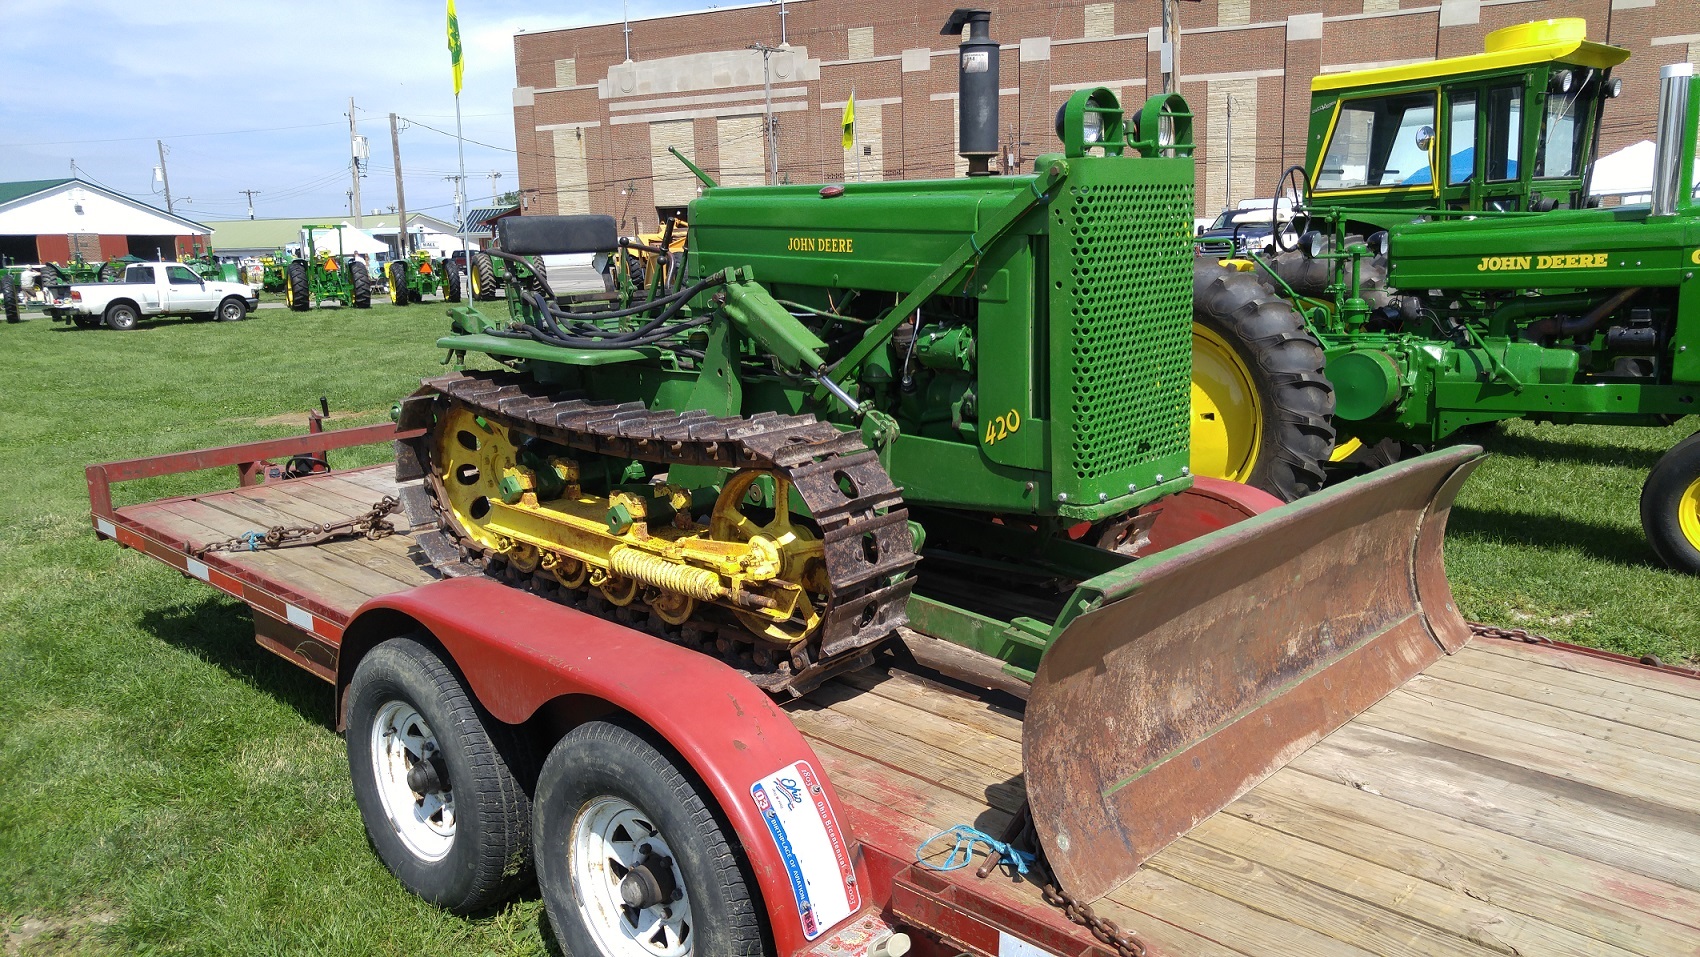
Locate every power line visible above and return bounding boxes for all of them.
[1,121,343,148]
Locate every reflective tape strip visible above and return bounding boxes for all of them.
[285,604,315,632]
[95,518,116,537]
[998,932,1048,957]
[185,559,210,582]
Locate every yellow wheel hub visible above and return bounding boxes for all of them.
[469,267,482,298]
[1329,436,1363,464]
[1680,476,1700,551]
[1190,322,1264,483]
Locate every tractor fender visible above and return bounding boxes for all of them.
[340,576,863,957]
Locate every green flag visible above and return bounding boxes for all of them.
[447,0,464,95]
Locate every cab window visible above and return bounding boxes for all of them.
[1447,91,1476,186]
[166,265,201,285]
[1316,92,1436,190]
[1537,81,1590,178]
[1484,85,1522,182]
[124,265,154,283]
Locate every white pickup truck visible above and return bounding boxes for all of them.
[44,261,258,330]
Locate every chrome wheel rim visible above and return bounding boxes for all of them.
[369,700,455,862]
[571,796,693,957]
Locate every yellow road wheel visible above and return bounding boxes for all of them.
[1642,431,1700,574]
[1190,322,1263,484]
[709,470,825,644]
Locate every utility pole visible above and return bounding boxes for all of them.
[445,174,467,243]
[487,171,503,206]
[156,140,174,214]
[348,97,365,228]
[347,190,355,216]
[1161,0,1181,98]
[390,113,411,257]
[749,43,779,185]
[1224,93,1234,208]
[239,189,261,220]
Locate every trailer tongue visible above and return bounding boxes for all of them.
[1026,447,1482,902]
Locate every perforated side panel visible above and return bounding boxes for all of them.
[1053,175,1194,483]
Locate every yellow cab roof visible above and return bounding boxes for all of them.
[1311,19,1630,93]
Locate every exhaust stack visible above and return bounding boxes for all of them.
[1650,62,1692,216]
[942,9,997,176]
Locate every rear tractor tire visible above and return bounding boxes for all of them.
[1190,260,1334,501]
[2,273,18,324]
[534,720,764,957]
[469,250,497,301]
[1641,431,1700,575]
[350,260,372,309]
[387,261,409,306]
[346,636,535,914]
[443,261,462,303]
[103,302,140,331]
[285,260,311,312]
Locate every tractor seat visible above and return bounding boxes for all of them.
[495,215,618,256]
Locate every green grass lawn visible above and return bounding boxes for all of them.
[0,301,1695,954]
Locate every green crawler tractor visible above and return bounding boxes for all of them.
[1194,19,1700,573]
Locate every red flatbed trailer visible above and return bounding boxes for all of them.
[88,424,1700,957]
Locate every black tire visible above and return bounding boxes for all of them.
[215,296,248,322]
[103,301,140,331]
[388,261,410,306]
[72,315,101,329]
[1641,431,1700,574]
[97,261,117,282]
[534,719,764,957]
[39,263,65,285]
[469,251,497,301]
[1256,236,1393,313]
[346,636,535,914]
[2,273,18,324]
[285,260,311,312]
[350,260,372,309]
[1192,260,1334,500]
[443,261,462,303]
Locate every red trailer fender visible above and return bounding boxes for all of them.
[341,577,865,957]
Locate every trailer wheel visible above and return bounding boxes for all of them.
[443,261,463,303]
[215,297,248,322]
[1641,431,1700,574]
[469,251,497,301]
[346,636,534,914]
[534,720,763,957]
[388,261,410,306]
[1,273,18,324]
[1191,260,1334,500]
[285,261,311,312]
[73,315,101,330]
[349,260,373,309]
[103,302,140,331]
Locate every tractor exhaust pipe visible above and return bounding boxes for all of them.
[943,9,997,177]
[1650,62,1693,216]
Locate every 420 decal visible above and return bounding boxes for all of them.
[984,409,1022,445]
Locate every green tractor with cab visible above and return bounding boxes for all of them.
[1192,18,1700,572]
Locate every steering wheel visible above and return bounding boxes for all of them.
[1273,165,1310,253]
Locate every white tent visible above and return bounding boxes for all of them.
[1590,140,1654,197]
[302,223,389,257]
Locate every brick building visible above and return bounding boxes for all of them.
[511,0,1695,231]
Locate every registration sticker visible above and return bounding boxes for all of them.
[750,760,858,939]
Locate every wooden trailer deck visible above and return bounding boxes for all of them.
[107,465,1700,957]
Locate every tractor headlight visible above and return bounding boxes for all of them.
[1368,231,1389,259]
[1082,111,1104,144]
[1607,77,1624,98]
[1300,230,1327,260]
[1551,69,1574,94]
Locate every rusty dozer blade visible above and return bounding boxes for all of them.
[1023,446,1483,903]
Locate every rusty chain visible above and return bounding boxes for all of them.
[1041,883,1147,957]
[194,496,400,556]
[1467,620,1553,644]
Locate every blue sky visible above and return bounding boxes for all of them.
[0,0,710,224]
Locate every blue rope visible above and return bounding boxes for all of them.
[915,825,1034,876]
[239,531,265,551]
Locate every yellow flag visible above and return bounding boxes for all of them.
[842,93,855,150]
[447,0,464,96]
